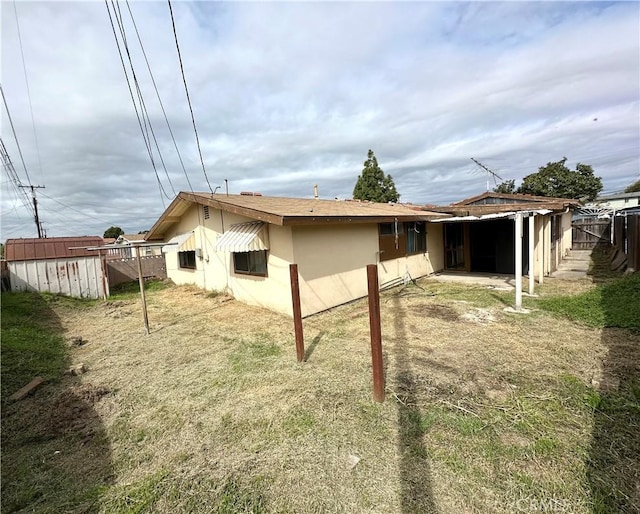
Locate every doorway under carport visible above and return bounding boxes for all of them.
[444,219,530,275]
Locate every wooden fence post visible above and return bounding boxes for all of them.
[289,264,305,362]
[135,248,150,335]
[367,264,385,402]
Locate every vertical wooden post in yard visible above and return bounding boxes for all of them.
[135,248,150,335]
[366,264,385,403]
[289,264,305,362]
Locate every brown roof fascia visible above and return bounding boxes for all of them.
[281,214,437,226]
[435,201,574,216]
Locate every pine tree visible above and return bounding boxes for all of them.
[353,150,399,203]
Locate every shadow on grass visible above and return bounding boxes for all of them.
[1,292,114,512]
[392,296,438,513]
[304,330,326,362]
[586,242,640,512]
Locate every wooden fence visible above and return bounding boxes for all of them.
[571,219,611,250]
[613,214,640,272]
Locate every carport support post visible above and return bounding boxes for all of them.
[289,264,305,362]
[366,264,385,403]
[135,249,150,335]
[514,212,523,311]
[528,214,535,295]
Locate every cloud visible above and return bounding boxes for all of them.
[1,1,638,239]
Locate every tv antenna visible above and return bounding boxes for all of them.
[470,157,503,191]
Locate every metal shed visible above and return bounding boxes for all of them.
[5,237,109,299]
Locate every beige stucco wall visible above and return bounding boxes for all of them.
[164,205,443,317]
[292,222,444,317]
[164,204,294,316]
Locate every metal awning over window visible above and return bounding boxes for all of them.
[162,231,196,253]
[215,222,269,252]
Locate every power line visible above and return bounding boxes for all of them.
[110,1,175,200]
[0,83,33,186]
[125,0,194,193]
[167,0,214,194]
[0,137,34,217]
[104,0,171,206]
[12,1,44,184]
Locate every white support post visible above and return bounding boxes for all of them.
[528,214,535,295]
[515,212,523,311]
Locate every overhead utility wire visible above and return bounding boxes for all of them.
[0,137,35,217]
[125,0,194,193]
[110,0,175,200]
[104,0,171,206]
[167,0,214,194]
[12,1,44,183]
[0,83,33,186]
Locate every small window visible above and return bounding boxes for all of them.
[179,250,196,269]
[405,222,427,254]
[379,222,403,235]
[203,205,210,219]
[233,250,268,276]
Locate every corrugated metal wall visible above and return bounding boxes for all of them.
[8,256,107,299]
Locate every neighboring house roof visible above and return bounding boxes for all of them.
[452,192,581,206]
[146,192,444,240]
[594,192,640,201]
[118,234,146,243]
[5,236,104,262]
[430,192,580,217]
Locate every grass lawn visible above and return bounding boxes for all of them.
[1,270,638,513]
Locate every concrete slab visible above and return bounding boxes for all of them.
[430,272,520,289]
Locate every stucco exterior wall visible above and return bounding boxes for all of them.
[561,211,573,257]
[163,205,443,317]
[292,223,443,317]
[164,204,294,316]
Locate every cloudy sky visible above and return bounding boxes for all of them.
[1,1,638,239]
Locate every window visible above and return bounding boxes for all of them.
[379,222,403,235]
[233,250,268,276]
[405,222,427,254]
[179,250,196,269]
[203,205,210,219]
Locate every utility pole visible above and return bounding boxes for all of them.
[19,184,45,238]
[471,157,503,192]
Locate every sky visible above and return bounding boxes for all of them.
[1,1,639,240]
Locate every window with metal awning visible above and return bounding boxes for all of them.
[215,222,269,253]
[162,231,196,253]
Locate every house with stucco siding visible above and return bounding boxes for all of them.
[145,192,444,317]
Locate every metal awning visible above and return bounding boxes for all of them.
[162,232,196,253]
[215,222,269,252]
[430,209,552,223]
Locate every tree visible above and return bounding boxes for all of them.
[518,158,602,201]
[104,226,124,239]
[624,179,640,193]
[493,180,516,194]
[353,150,399,203]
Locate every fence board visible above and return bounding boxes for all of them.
[571,219,610,250]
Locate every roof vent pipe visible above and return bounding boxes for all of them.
[314,184,319,199]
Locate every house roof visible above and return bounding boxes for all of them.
[452,192,581,206]
[428,192,580,217]
[146,192,444,240]
[595,191,640,201]
[118,234,146,242]
[4,236,105,262]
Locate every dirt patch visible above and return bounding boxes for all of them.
[49,384,110,438]
[460,308,497,324]
[410,304,459,321]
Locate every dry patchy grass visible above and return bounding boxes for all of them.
[3,277,638,513]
